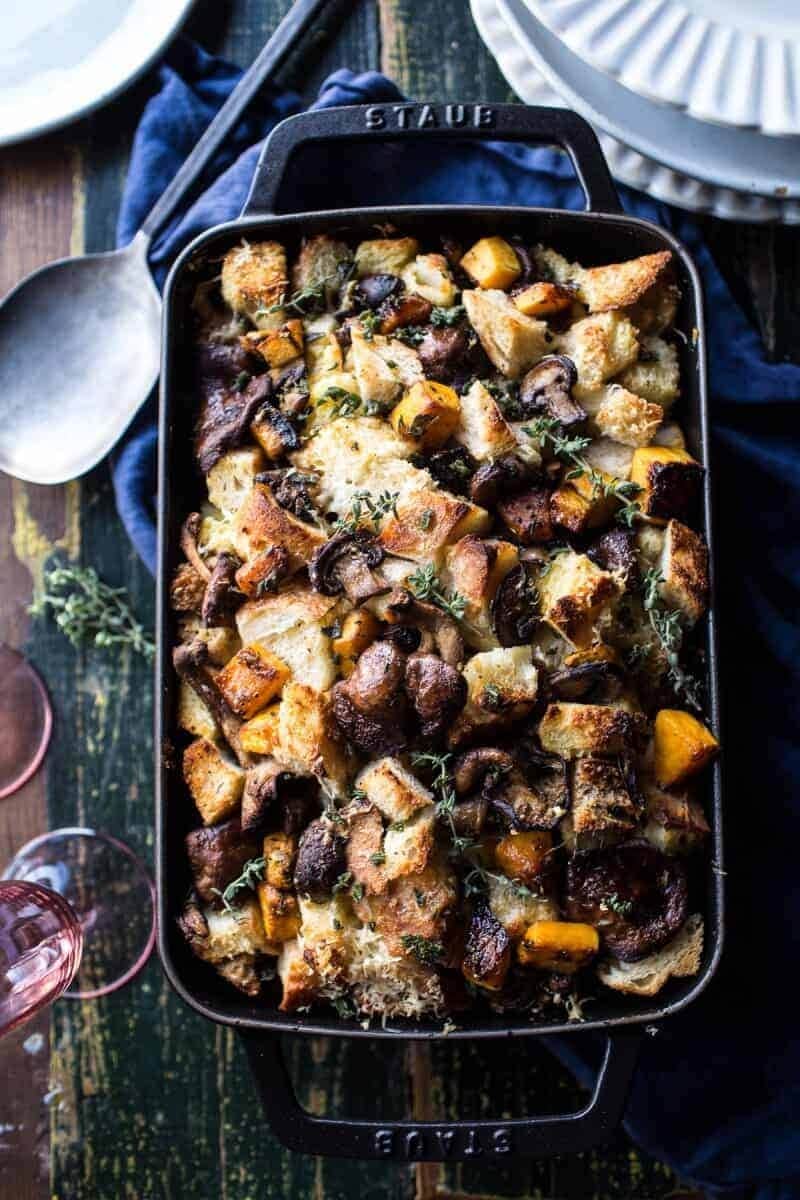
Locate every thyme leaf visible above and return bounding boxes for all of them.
[212,856,266,917]
[407,563,467,621]
[401,934,444,967]
[30,562,154,660]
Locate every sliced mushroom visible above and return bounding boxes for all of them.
[491,563,540,646]
[587,528,639,588]
[453,747,516,795]
[201,551,241,627]
[181,512,211,582]
[404,653,467,741]
[331,641,409,755]
[272,360,310,416]
[546,661,623,702]
[419,445,476,494]
[280,785,321,836]
[185,818,260,904]
[250,402,300,459]
[469,454,537,508]
[490,745,569,830]
[256,468,318,523]
[518,355,586,428]
[354,273,401,309]
[451,795,489,839]
[309,530,388,605]
[497,487,555,545]
[241,759,303,836]
[293,817,348,897]
[566,842,688,962]
[384,590,464,667]
[172,639,250,766]
[381,624,423,653]
[415,326,470,382]
[462,902,511,991]
[195,373,274,474]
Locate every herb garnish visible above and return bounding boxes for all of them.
[430,305,465,327]
[263,280,327,317]
[359,310,382,340]
[407,563,467,621]
[401,934,445,967]
[333,489,399,534]
[525,415,642,510]
[31,562,155,660]
[212,856,266,917]
[410,751,473,855]
[640,567,703,710]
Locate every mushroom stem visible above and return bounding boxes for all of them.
[181,513,211,582]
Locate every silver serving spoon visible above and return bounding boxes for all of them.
[0,0,333,485]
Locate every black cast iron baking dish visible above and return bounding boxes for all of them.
[156,103,723,1161]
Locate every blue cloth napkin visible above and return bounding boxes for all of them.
[115,39,800,1196]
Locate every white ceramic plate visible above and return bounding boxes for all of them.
[523,0,800,137]
[0,0,195,146]
[470,0,800,221]
[496,0,800,199]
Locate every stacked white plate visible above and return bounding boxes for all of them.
[470,0,800,222]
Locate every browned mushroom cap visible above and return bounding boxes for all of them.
[241,759,305,836]
[201,551,241,627]
[491,563,540,647]
[181,512,211,582]
[566,842,688,962]
[415,326,470,382]
[331,641,409,755]
[185,818,260,905]
[489,745,569,831]
[462,903,511,991]
[195,372,274,474]
[293,817,348,897]
[256,467,318,522]
[587,528,639,588]
[469,454,538,508]
[172,639,250,767]
[280,784,322,836]
[383,590,465,667]
[546,661,624,702]
[419,445,476,494]
[518,355,586,428]
[404,653,467,741]
[354,273,401,309]
[497,487,555,545]
[309,531,388,605]
[453,747,516,795]
[451,795,489,839]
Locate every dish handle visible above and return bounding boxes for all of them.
[243,101,622,217]
[238,1026,642,1160]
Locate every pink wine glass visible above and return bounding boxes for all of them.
[0,880,82,1037]
[0,644,52,799]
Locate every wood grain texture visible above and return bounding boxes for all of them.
[0,0,796,1196]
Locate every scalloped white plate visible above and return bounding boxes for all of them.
[0,0,195,147]
[523,0,800,137]
[470,0,800,221]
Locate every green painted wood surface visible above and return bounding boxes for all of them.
[3,0,796,1195]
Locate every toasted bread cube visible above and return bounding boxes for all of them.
[356,756,434,822]
[557,312,639,399]
[653,710,719,788]
[658,519,709,625]
[290,414,416,512]
[391,380,461,449]
[216,643,290,719]
[242,319,304,368]
[351,328,424,408]
[332,609,380,678]
[297,894,355,987]
[291,234,353,298]
[355,237,419,276]
[453,380,517,463]
[463,288,549,378]
[449,646,539,745]
[538,550,621,648]
[487,874,559,941]
[257,882,300,942]
[262,831,297,889]
[538,703,636,759]
[239,703,281,755]
[178,681,218,741]
[206,447,266,518]
[571,757,638,835]
[234,546,289,599]
[494,832,553,886]
[221,240,287,326]
[236,582,340,692]
[441,535,519,649]
[309,370,362,410]
[379,487,490,566]
[518,921,599,972]
[584,435,634,481]
[513,281,574,317]
[630,446,703,524]
[550,469,620,535]
[277,937,320,1011]
[598,915,703,996]
[383,807,436,880]
[178,615,240,666]
[617,336,679,409]
[594,385,663,448]
[182,738,245,825]
[653,420,687,450]
[202,896,274,960]
[460,237,521,290]
[579,252,672,313]
[278,681,350,790]
[170,563,206,614]
[234,483,325,572]
[401,253,457,307]
[643,782,709,855]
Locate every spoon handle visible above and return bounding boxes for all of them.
[139,0,335,241]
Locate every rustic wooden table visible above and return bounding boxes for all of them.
[1,1,796,1196]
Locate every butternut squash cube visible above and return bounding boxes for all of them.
[630,446,703,524]
[513,282,573,317]
[262,832,297,890]
[239,703,281,755]
[390,380,461,449]
[460,237,521,290]
[494,832,553,886]
[517,920,599,973]
[256,882,300,942]
[332,609,380,677]
[216,642,290,719]
[551,468,619,534]
[242,319,304,368]
[653,709,719,788]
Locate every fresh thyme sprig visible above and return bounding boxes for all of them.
[212,856,266,917]
[30,562,154,661]
[410,751,474,856]
[407,563,467,621]
[401,933,445,966]
[524,415,641,510]
[333,489,399,534]
[263,280,327,317]
[429,305,465,327]
[640,567,703,710]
